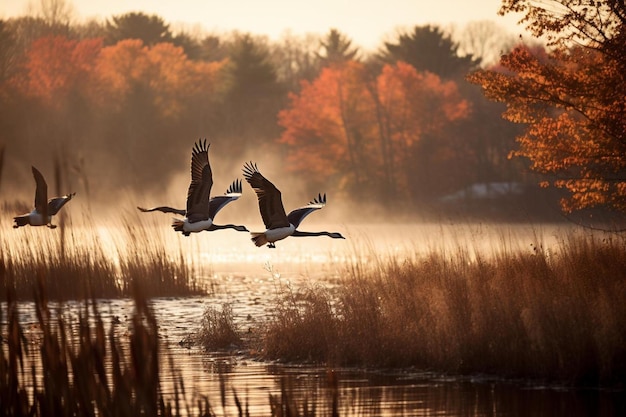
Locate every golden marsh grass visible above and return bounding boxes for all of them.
[261,232,626,386]
[1,206,206,300]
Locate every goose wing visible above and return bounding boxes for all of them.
[137,206,186,216]
[208,179,243,220]
[287,193,326,228]
[48,193,75,215]
[242,162,289,229]
[31,166,48,217]
[185,139,212,223]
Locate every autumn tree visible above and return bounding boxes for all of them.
[6,34,229,197]
[4,35,102,196]
[91,39,229,187]
[17,35,101,106]
[278,60,469,201]
[469,0,626,213]
[375,62,470,199]
[278,61,373,195]
[12,36,101,133]
[4,15,73,58]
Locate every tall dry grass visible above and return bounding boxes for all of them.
[261,232,626,386]
[0,207,205,300]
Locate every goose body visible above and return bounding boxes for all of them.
[169,140,247,236]
[259,224,296,246]
[242,161,344,248]
[139,179,246,232]
[13,166,75,229]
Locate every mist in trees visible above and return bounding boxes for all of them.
[0,5,544,220]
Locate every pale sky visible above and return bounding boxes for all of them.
[0,0,525,50]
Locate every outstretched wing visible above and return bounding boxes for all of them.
[31,166,48,216]
[208,179,243,220]
[137,206,186,216]
[185,139,212,223]
[287,193,326,229]
[48,193,75,215]
[242,162,289,229]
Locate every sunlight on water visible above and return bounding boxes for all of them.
[88,220,583,278]
[3,204,586,280]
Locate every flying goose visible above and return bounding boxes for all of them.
[139,179,248,233]
[171,139,248,236]
[242,161,345,248]
[13,166,75,229]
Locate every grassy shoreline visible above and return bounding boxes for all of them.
[254,232,626,387]
[1,210,206,300]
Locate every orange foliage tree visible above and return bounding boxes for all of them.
[278,61,375,193]
[278,60,469,200]
[10,35,230,194]
[93,39,228,120]
[16,35,102,107]
[374,62,469,196]
[469,0,626,213]
[89,39,230,187]
[9,35,104,186]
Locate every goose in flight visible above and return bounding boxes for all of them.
[171,139,248,236]
[242,161,345,248]
[13,166,75,229]
[139,179,248,233]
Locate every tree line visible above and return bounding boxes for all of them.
[0,3,569,219]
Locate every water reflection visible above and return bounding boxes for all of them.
[4,291,625,416]
[166,346,625,416]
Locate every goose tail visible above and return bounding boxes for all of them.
[250,232,268,247]
[13,215,28,228]
[172,218,185,233]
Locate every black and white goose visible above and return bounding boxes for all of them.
[13,166,75,229]
[242,161,345,248]
[171,139,248,236]
[139,179,248,233]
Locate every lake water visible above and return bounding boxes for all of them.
[4,222,626,416]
